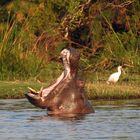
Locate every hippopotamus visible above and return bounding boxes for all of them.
[25,47,94,116]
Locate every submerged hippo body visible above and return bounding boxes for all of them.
[25,47,94,116]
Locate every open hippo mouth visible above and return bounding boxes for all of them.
[25,48,76,108]
[25,47,94,114]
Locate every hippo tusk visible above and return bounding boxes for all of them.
[39,87,44,96]
[28,87,39,94]
[40,86,43,91]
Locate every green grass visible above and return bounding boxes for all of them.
[85,72,140,100]
[0,76,140,100]
[0,81,48,99]
[86,82,140,100]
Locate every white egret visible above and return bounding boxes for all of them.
[107,66,122,84]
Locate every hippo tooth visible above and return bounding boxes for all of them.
[28,87,38,94]
[40,87,43,92]
[27,93,40,100]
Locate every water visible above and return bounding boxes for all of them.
[0,99,140,140]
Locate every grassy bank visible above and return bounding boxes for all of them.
[0,81,48,99]
[86,82,140,100]
[0,79,140,100]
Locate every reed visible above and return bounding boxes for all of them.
[0,0,139,81]
[0,14,52,80]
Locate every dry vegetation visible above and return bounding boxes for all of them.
[0,0,139,99]
[0,0,140,81]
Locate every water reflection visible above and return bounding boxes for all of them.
[28,113,88,122]
[0,99,140,140]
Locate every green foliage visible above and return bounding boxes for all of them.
[0,0,139,81]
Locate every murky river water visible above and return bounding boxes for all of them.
[0,99,140,140]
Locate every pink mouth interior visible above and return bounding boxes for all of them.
[41,72,65,97]
[40,50,71,98]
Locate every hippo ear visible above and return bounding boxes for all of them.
[25,93,47,109]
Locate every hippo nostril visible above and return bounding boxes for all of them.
[60,57,63,63]
[57,56,63,63]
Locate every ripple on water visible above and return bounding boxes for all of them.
[0,99,140,140]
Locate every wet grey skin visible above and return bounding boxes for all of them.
[25,47,94,116]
